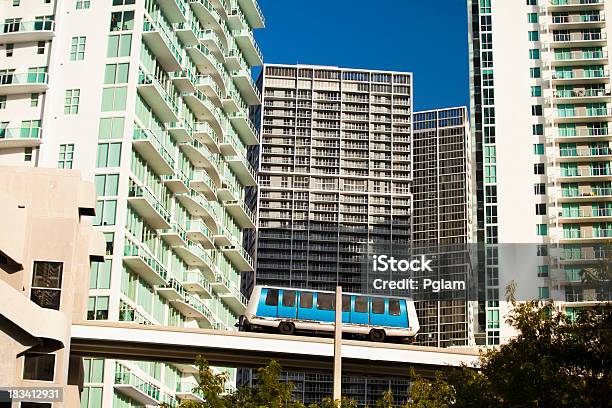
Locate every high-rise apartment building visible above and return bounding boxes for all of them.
[253,64,413,294]
[468,0,612,345]
[0,0,263,405]
[412,107,476,348]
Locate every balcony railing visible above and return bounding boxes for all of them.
[552,32,606,42]
[563,229,612,239]
[551,14,605,24]
[559,168,611,177]
[561,187,612,197]
[0,126,42,140]
[561,208,612,218]
[0,72,48,85]
[559,147,612,157]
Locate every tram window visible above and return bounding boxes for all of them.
[300,291,313,308]
[372,298,385,314]
[355,296,368,313]
[282,290,296,307]
[342,295,350,312]
[265,289,278,306]
[317,293,334,310]
[389,299,401,316]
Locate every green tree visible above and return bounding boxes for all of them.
[375,389,395,408]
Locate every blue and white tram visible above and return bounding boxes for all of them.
[240,286,419,342]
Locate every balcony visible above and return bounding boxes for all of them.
[163,168,190,194]
[223,87,244,113]
[552,108,612,123]
[550,87,611,104]
[156,276,187,301]
[199,29,226,60]
[132,127,175,175]
[0,126,42,148]
[547,0,605,11]
[217,178,239,202]
[137,72,180,123]
[550,50,608,67]
[142,19,183,71]
[0,72,48,95]
[173,21,199,46]
[127,179,172,229]
[232,29,263,68]
[115,364,171,406]
[182,90,224,136]
[559,208,612,223]
[123,238,168,286]
[0,20,55,43]
[219,129,242,156]
[555,146,612,161]
[174,239,214,269]
[195,75,224,107]
[179,140,222,186]
[181,270,213,298]
[221,241,254,272]
[166,120,193,143]
[193,121,220,153]
[550,31,607,48]
[190,0,230,47]
[225,47,248,73]
[224,200,256,229]
[559,229,612,243]
[186,44,228,94]
[557,187,612,202]
[547,13,606,29]
[172,294,215,327]
[159,222,188,247]
[190,169,218,200]
[228,3,249,30]
[225,153,257,186]
[176,190,220,232]
[217,281,248,314]
[555,168,612,182]
[237,0,265,28]
[551,127,611,142]
[232,68,261,105]
[229,110,259,145]
[549,70,610,85]
[213,225,233,247]
[175,380,205,402]
[169,70,197,93]
[186,218,215,249]
[157,0,188,23]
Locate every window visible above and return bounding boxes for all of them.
[536,224,548,236]
[529,49,540,59]
[31,93,39,107]
[37,41,45,54]
[282,290,295,307]
[342,295,350,312]
[6,43,13,57]
[24,147,33,162]
[87,296,109,320]
[64,89,80,114]
[528,13,538,23]
[526,0,537,4]
[110,11,134,31]
[30,261,63,310]
[58,144,74,169]
[22,403,52,408]
[113,0,136,4]
[104,63,129,84]
[317,293,334,310]
[354,296,368,313]
[533,124,544,135]
[90,259,111,289]
[534,163,545,174]
[537,265,549,277]
[538,286,550,299]
[93,200,117,226]
[534,183,546,194]
[530,67,541,78]
[528,31,539,41]
[371,298,385,314]
[389,299,401,316]
[531,86,542,97]
[101,86,127,111]
[69,36,86,60]
[23,353,55,381]
[534,143,544,154]
[532,105,543,116]
[536,203,547,215]
[94,174,119,196]
[537,245,548,256]
[98,117,125,139]
[13,0,20,6]
[0,96,6,109]
[265,289,278,306]
[76,0,91,9]
[299,291,313,308]
[96,142,122,167]
[107,34,132,57]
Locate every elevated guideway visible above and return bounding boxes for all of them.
[70,322,480,378]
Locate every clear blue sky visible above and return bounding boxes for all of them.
[254,0,470,112]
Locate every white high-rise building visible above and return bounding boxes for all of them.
[468,0,612,345]
[0,0,263,405]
